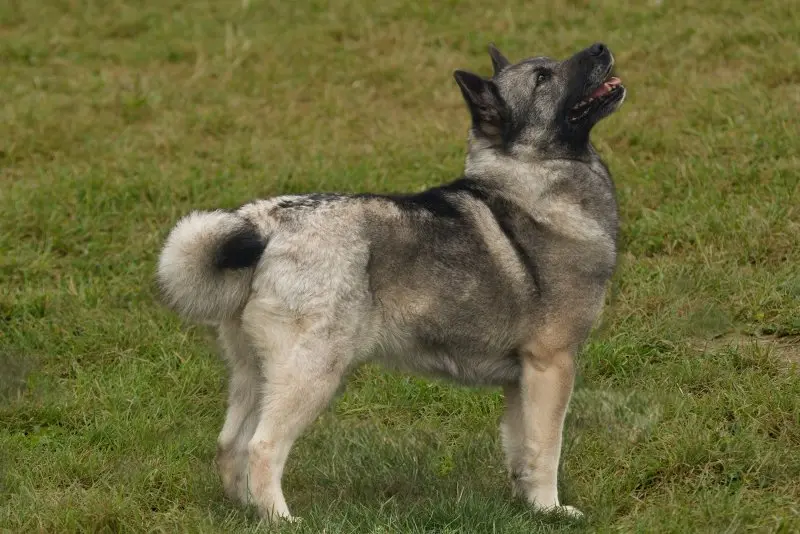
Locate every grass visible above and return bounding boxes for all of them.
[1,0,798,531]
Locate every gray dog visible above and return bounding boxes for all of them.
[158,42,626,521]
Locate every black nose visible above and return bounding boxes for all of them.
[589,43,607,56]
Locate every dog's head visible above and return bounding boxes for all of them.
[454,43,625,159]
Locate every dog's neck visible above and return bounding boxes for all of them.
[463,136,616,246]
[464,131,595,177]
[464,139,592,192]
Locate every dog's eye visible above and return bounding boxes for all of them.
[535,71,549,85]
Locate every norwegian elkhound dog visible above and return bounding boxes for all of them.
[157,42,626,521]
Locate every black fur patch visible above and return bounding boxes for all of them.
[275,194,344,210]
[214,223,267,270]
[380,178,487,218]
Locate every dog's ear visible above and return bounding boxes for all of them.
[488,43,510,76]
[453,70,508,137]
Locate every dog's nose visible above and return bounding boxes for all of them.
[589,43,607,56]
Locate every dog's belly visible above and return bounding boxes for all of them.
[370,324,523,386]
[407,347,521,386]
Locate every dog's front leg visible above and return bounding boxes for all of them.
[511,344,582,517]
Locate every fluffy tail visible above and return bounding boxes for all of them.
[157,210,267,323]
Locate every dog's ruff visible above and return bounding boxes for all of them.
[157,42,626,522]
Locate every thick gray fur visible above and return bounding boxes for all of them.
[157,42,626,521]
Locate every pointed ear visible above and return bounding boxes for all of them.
[453,70,508,137]
[488,43,510,76]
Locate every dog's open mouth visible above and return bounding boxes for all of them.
[568,76,624,122]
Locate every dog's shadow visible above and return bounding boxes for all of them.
[209,420,586,532]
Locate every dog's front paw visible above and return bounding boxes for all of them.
[555,505,583,518]
[538,504,583,519]
[522,488,583,519]
[527,496,584,519]
[257,508,298,524]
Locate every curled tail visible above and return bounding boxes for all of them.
[157,210,267,323]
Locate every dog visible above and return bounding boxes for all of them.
[157,42,625,521]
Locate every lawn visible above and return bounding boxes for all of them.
[1,0,798,532]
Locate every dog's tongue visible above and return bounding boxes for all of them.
[590,77,622,98]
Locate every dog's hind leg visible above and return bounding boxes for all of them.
[216,320,262,505]
[241,303,353,521]
[512,340,582,518]
[246,345,346,521]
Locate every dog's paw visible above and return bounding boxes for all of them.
[558,505,583,518]
[261,511,299,525]
[528,499,584,519]
[252,499,295,524]
[542,504,583,519]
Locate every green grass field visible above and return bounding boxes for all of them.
[1,0,799,532]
